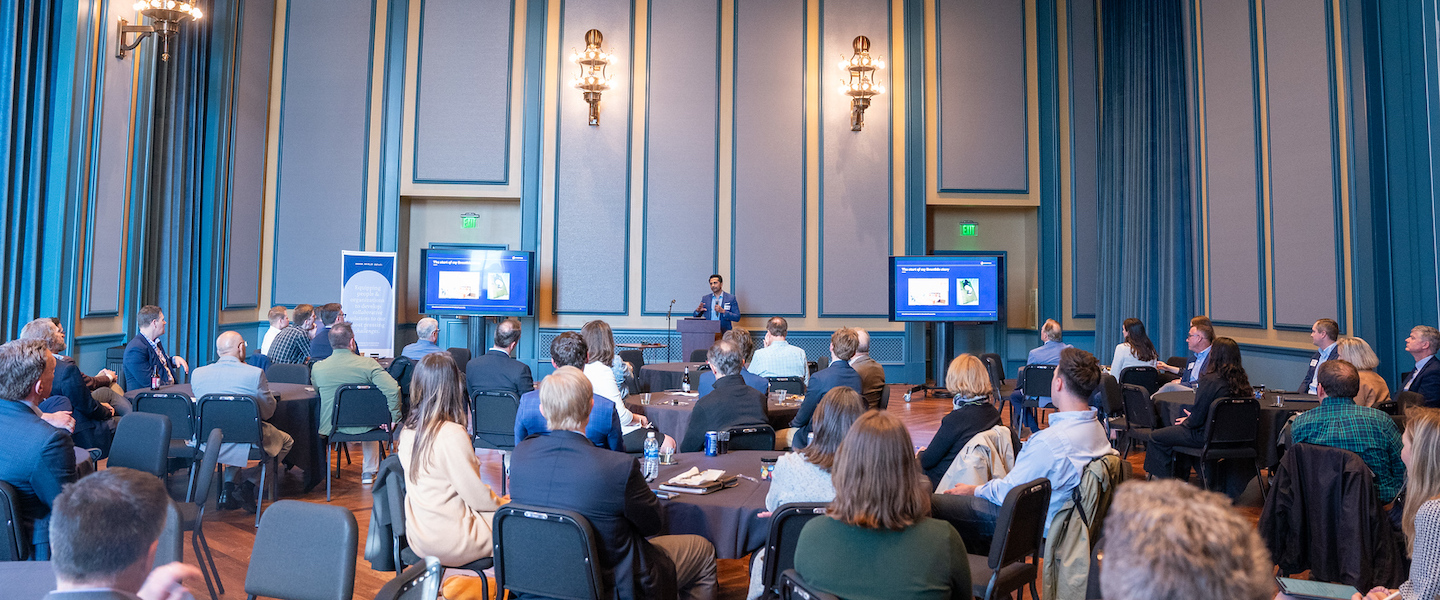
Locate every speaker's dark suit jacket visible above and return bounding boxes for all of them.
[680,374,770,452]
[121,334,180,391]
[509,431,678,599]
[0,399,77,558]
[1402,355,1440,408]
[465,349,535,399]
[790,359,862,448]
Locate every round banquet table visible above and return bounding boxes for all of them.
[1151,390,1320,468]
[652,450,781,559]
[637,362,708,393]
[125,382,325,492]
[624,392,801,444]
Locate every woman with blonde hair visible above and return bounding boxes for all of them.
[917,354,1012,489]
[794,411,971,598]
[1334,337,1391,407]
[396,352,506,567]
[1360,407,1440,600]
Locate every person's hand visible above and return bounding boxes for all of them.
[97,368,116,381]
[137,562,203,600]
[497,494,511,504]
[941,483,978,496]
[172,356,189,374]
[660,434,677,454]
[915,446,926,458]
[756,511,772,518]
[1174,409,1190,426]
[696,302,707,314]
[634,414,650,428]
[42,411,75,432]
[1362,587,1396,600]
[102,403,115,419]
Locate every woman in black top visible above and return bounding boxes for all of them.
[918,354,1012,489]
[1144,337,1253,479]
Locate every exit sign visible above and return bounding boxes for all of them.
[461,212,479,229]
[959,222,978,236]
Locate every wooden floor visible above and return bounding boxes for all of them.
[177,383,1263,599]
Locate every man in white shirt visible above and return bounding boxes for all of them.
[931,347,1117,548]
[748,317,808,383]
[1297,318,1339,394]
[259,305,288,356]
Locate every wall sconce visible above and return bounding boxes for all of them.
[570,29,614,126]
[117,1,204,62]
[837,35,885,131]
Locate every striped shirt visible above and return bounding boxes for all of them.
[750,339,809,383]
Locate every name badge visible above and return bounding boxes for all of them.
[1310,359,1319,367]
[1186,362,1195,372]
[723,303,730,310]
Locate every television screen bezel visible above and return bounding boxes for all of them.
[419,246,536,317]
[888,251,1007,323]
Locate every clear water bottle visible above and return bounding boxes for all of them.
[681,367,691,393]
[642,431,660,482]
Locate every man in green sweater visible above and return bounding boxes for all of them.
[311,321,401,484]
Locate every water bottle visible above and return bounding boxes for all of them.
[681,367,691,393]
[642,432,660,482]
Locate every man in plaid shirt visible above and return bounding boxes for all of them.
[267,303,317,365]
[1291,359,1405,502]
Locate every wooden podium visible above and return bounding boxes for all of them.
[677,318,723,362]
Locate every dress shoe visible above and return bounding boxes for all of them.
[236,481,259,514]
[217,482,240,511]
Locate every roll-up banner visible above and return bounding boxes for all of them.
[341,251,397,358]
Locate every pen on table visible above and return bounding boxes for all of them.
[736,474,758,483]
[1380,591,1400,600]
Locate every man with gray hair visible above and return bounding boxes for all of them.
[1402,324,1440,408]
[1100,479,1274,600]
[679,340,771,452]
[850,328,887,410]
[190,331,295,511]
[0,339,76,559]
[20,318,117,455]
[400,317,447,361]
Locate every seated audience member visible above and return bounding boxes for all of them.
[266,303,315,365]
[1401,325,1440,408]
[1298,318,1341,395]
[46,468,202,600]
[464,318,534,399]
[679,340,770,453]
[21,318,116,454]
[1110,317,1160,375]
[581,320,672,451]
[1144,337,1252,480]
[400,317,448,362]
[121,305,189,391]
[397,352,507,567]
[515,332,623,450]
[697,327,768,396]
[749,317,809,382]
[189,331,295,512]
[787,328,863,449]
[509,367,718,600]
[1156,317,1215,393]
[1007,319,1071,433]
[0,339,75,559]
[794,411,972,599]
[259,305,288,356]
[311,322,401,484]
[933,348,1115,546]
[1357,407,1440,600]
[47,318,125,409]
[918,354,1013,490]
[1290,360,1405,503]
[1335,337,1391,408]
[307,303,345,361]
[1100,479,1274,600]
[850,328,887,409]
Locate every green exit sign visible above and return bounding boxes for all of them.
[461,213,479,229]
[959,222,978,236]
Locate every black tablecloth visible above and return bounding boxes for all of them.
[1153,392,1320,468]
[638,362,708,393]
[126,382,325,492]
[653,451,780,559]
[624,392,800,444]
[0,561,54,600]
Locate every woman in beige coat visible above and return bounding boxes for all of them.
[396,352,507,566]
[1335,336,1391,408]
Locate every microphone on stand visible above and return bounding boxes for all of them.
[666,299,676,362]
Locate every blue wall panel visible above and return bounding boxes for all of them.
[1068,0,1098,318]
[642,0,719,314]
[272,2,374,306]
[552,0,631,313]
[84,5,135,317]
[224,0,274,309]
[413,0,513,184]
[936,0,1028,193]
[732,0,805,316]
[820,0,892,317]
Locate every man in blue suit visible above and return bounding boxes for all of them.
[20,319,115,456]
[0,339,77,559]
[787,328,863,449]
[1402,325,1440,408]
[693,274,740,332]
[122,305,189,391]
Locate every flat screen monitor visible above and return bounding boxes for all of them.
[419,247,534,316]
[889,254,1003,322]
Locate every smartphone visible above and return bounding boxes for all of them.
[654,490,678,500]
[1275,577,1361,600]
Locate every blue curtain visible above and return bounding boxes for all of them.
[1094,0,1195,360]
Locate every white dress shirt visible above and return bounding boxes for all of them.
[975,409,1116,534]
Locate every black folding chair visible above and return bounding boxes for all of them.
[180,428,225,600]
[878,384,892,410]
[1396,390,1425,411]
[1118,366,1160,396]
[327,384,395,502]
[779,569,840,600]
[1374,399,1400,416]
[245,500,358,600]
[374,456,494,598]
[969,478,1051,600]
[1117,384,1158,458]
[265,362,311,385]
[726,424,776,451]
[134,392,202,499]
[0,480,25,561]
[1173,397,1261,491]
[494,504,606,600]
[757,503,828,598]
[982,353,1006,405]
[815,355,829,370]
[472,390,520,494]
[108,412,172,479]
[689,348,708,362]
[374,557,443,600]
[198,394,274,528]
[1016,365,1056,431]
[386,356,415,419]
[618,349,645,371]
[767,377,806,396]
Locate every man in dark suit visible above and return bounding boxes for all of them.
[787,328,864,449]
[693,274,740,332]
[20,319,115,456]
[850,328,887,409]
[509,367,718,600]
[307,303,345,361]
[45,468,202,600]
[680,340,770,452]
[465,318,534,399]
[1402,325,1440,407]
[0,339,76,560]
[1297,318,1340,394]
[121,305,189,392]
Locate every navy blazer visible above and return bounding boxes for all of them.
[0,399,78,557]
[509,431,677,599]
[121,334,180,391]
[681,374,771,452]
[465,349,535,400]
[1402,356,1440,408]
[693,291,740,331]
[52,357,113,453]
[308,325,334,361]
[790,359,863,447]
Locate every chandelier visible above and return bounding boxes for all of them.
[117,1,204,62]
[837,36,885,131]
[570,29,614,126]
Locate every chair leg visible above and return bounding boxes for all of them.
[326,444,333,502]
[197,523,223,594]
[255,460,267,528]
[186,459,199,504]
[192,529,219,600]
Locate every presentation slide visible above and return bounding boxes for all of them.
[421,248,533,316]
[890,255,1002,322]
